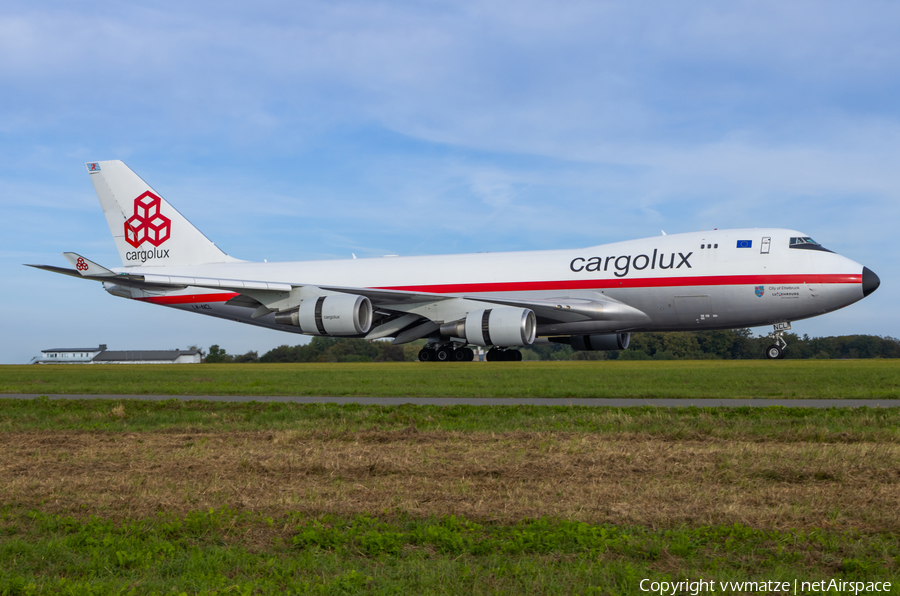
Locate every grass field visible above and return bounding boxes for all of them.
[3,359,900,398]
[1,398,899,594]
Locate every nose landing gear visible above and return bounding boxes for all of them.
[765,344,785,360]
[765,324,790,359]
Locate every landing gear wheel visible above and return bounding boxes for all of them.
[486,348,521,362]
[452,348,469,362]
[418,348,436,362]
[764,324,790,360]
[436,347,453,361]
[765,345,784,360]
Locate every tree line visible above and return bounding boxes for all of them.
[203,331,900,363]
[205,337,412,363]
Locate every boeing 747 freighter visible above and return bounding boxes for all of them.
[30,161,880,361]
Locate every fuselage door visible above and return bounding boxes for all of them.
[760,237,771,254]
[674,295,714,325]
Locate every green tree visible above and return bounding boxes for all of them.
[528,342,576,361]
[233,350,259,363]
[375,342,408,362]
[696,330,735,359]
[259,344,296,363]
[205,344,231,363]
[324,338,379,362]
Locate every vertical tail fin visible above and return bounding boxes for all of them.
[86,160,236,267]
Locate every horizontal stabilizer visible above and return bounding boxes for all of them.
[26,263,188,291]
[26,263,86,279]
[62,252,117,277]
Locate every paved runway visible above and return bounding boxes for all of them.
[3,394,899,407]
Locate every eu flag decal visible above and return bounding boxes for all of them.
[736,240,753,248]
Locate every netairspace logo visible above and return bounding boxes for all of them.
[639,578,892,595]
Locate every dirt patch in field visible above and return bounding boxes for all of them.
[1,429,897,531]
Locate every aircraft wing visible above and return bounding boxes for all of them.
[320,286,648,325]
[30,254,647,327]
[30,255,452,304]
[460,295,649,324]
[318,286,455,305]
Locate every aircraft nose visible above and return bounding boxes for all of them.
[862,267,880,297]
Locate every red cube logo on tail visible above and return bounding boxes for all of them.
[124,191,171,248]
[135,193,160,220]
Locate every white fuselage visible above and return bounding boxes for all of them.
[113,227,868,337]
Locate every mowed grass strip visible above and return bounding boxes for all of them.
[2,509,898,595]
[2,428,898,531]
[3,359,900,398]
[3,398,900,442]
[3,403,900,593]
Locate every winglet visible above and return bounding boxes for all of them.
[62,253,117,277]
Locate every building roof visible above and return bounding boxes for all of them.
[41,345,106,353]
[92,349,200,362]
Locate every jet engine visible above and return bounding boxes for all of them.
[440,307,536,347]
[274,294,372,335]
[559,332,631,351]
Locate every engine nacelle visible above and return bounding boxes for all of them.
[440,307,536,347]
[274,294,373,335]
[570,333,631,351]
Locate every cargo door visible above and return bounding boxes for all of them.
[674,295,715,325]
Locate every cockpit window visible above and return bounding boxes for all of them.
[789,237,833,252]
[790,237,818,246]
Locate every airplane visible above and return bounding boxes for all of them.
[29,160,880,361]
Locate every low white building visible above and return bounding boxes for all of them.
[35,345,201,364]
[92,349,202,364]
[36,344,108,364]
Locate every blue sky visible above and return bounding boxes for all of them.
[2,0,898,363]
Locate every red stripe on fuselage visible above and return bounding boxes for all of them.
[376,273,862,294]
[134,273,860,305]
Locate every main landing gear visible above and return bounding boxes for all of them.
[418,345,475,362]
[485,348,522,362]
[765,324,789,360]
[417,345,523,362]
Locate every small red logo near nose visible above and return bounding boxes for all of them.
[124,191,171,248]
